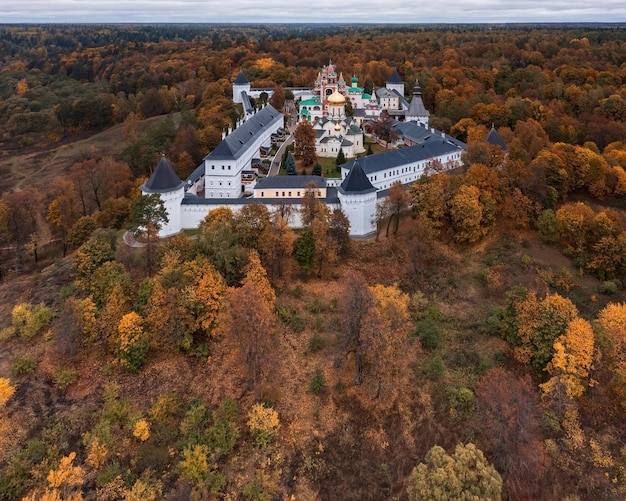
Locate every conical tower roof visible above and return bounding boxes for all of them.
[339,159,377,194]
[142,156,184,193]
[234,70,249,85]
[407,84,430,119]
[485,126,507,152]
[387,68,403,84]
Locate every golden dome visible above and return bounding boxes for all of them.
[334,122,342,132]
[327,90,345,105]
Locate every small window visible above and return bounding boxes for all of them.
[275,191,279,197]
[288,191,292,197]
[282,191,285,197]
[261,191,264,196]
[228,166,231,170]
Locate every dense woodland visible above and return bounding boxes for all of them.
[2,23,626,500]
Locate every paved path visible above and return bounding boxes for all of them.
[123,231,145,248]
[269,134,294,176]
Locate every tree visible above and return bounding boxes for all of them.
[293,120,317,167]
[335,149,346,172]
[596,303,626,409]
[364,284,410,399]
[340,272,373,386]
[129,193,169,275]
[225,282,275,401]
[269,85,285,110]
[300,181,325,227]
[241,250,276,309]
[328,208,351,257]
[540,318,594,408]
[312,162,323,177]
[46,179,81,257]
[450,185,487,243]
[117,312,149,373]
[284,151,297,175]
[475,369,544,500]
[384,182,409,237]
[512,291,579,372]
[1,189,42,271]
[408,443,502,501]
[293,227,315,276]
[180,256,227,345]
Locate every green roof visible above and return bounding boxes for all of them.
[348,87,364,93]
[300,97,321,106]
[363,93,371,99]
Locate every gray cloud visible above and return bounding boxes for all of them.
[2,0,626,23]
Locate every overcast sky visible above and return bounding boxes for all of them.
[2,0,626,24]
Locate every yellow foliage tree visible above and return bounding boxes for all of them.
[541,318,595,405]
[23,452,85,501]
[86,437,108,470]
[242,250,276,309]
[117,312,149,373]
[596,302,626,408]
[133,418,150,442]
[0,377,15,406]
[247,403,280,449]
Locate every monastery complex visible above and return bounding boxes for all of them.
[142,61,482,238]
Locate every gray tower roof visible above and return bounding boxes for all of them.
[142,157,184,193]
[339,160,377,194]
[485,126,507,151]
[234,70,249,85]
[387,68,403,84]
[407,85,430,118]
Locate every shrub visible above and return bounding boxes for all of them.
[599,280,618,295]
[444,386,475,421]
[247,403,280,449]
[425,356,445,381]
[11,302,55,339]
[54,368,77,391]
[309,368,327,394]
[307,333,324,354]
[11,355,36,376]
[414,318,442,350]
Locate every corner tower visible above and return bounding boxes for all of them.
[140,156,185,237]
[338,160,377,237]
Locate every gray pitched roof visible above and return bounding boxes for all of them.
[234,70,249,85]
[142,157,184,193]
[393,121,466,149]
[342,140,464,175]
[390,89,410,110]
[387,68,403,84]
[339,160,377,194]
[204,105,282,161]
[485,126,507,151]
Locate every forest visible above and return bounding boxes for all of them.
[1,22,626,500]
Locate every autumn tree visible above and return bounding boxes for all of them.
[225,281,275,401]
[47,179,81,257]
[1,189,43,271]
[475,368,545,500]
[540,318,594,412]
[195,207,241,285]
[510,291,579,372]
[596,302,626,410]
[364,284,410,400]
[293,120,317,167]
[407,443,502,501]
[383,181,410,237]
[450,185,488,243]
[179,255,227,350]
[128,193,169,275]
[269,85,285,110]
[117,311,149,373]
[339,272,373,386]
